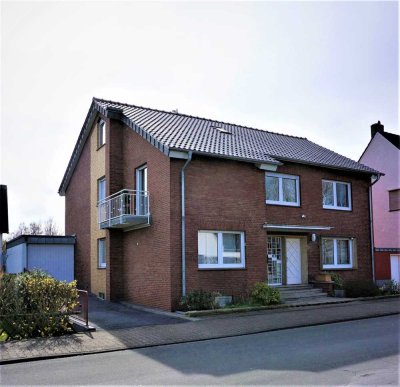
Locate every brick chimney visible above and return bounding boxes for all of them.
[371,121,384,138]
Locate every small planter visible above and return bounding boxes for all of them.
[334,289,346,298]
[214,295,232,308]
[316,273,332,282]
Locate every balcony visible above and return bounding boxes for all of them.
[98,189,150,230]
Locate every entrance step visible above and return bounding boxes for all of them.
[277,284,329,302]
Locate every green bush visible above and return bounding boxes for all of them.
[180,290,219,311]
[330,272,344,290]
[0,270,79,340]
[380,280,400,295]
[250,282,281,305]
[344,279,380,298]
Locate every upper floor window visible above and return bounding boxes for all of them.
[389,189,400,211]
[136,165,148,215]
[322,180,351,211]
[321,237,353,269]
[97,120,106,148]
[198,231,245,269]
[265,172,300,207]
[98,177,106,203]
[98,238,106,268]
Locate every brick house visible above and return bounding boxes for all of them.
[59,98,380,310]
[359,121,400,284]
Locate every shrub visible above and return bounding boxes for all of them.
[344,279,380,298]
[0,270,79,340]
[330,272,344,290]
[180,290,219,311]
[250,282,281,305]
[380,280,400,295]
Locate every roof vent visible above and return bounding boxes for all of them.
[172,109,179,113]
[211,125,231,134]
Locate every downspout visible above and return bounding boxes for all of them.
[369,174,381,283]
[181,151,192,297]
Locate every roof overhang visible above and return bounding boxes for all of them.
[264,223,333,232]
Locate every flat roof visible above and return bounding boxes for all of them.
[6,235,76,249]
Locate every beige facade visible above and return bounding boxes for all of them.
[90,122,107,297]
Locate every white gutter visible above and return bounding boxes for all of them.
[181,151,192,297]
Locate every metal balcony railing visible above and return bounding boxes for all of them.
[98,189,150,229]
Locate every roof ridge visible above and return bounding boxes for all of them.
[93,97,308,141]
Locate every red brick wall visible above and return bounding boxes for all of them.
[176,158,372,305]
[65,137,91,290]
[265,163,372,282]
[176,156,268,306]
[106,118,124,301]
[374,251,391,280]
[108,122,173,310]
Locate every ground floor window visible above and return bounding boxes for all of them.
[321,238,353,269]
[98,238,106,268]
[198,231,245,269]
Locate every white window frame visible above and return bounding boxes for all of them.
[322,180,352,211]
[135,165,148,215]
[98,177,106,203]
[265,172,300,207]
[198,231,245,269]
[97,119,106,148]
[322,237,353,269]
[98,238,106,269]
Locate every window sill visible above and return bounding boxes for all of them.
[322,266,354,270]
[266,201,300,207]
[97,266,107,270]
[97,143,106,151]
[198,267,246,271]
[322,206,352,211]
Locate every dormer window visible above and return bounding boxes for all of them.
[97,120,106,148]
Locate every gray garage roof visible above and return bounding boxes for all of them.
[59,97,379,195]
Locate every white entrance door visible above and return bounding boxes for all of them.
[286,238,302,285]
[390,255,400,282]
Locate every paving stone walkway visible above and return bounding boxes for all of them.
[1,297,399,364]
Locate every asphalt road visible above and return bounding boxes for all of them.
[1,315,399,386]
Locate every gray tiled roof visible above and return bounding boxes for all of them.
[94,98,378,174]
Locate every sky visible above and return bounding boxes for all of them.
[0,0,398,234]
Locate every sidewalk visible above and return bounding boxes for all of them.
[1,297,399,364]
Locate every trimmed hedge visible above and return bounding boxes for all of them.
[344,279,380,298]
[180,290,219,311]
[0,270,79,340]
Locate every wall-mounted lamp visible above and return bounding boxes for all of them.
[311,233,317,242]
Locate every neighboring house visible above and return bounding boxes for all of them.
[359,121,400,284]
[5,235,75,282]
[59,98,379,310]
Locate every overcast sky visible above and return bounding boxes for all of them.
[1,0,398,234]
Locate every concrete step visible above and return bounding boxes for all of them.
[277,284,329,303]
[278,284,314,290]
[279,287,321,294]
